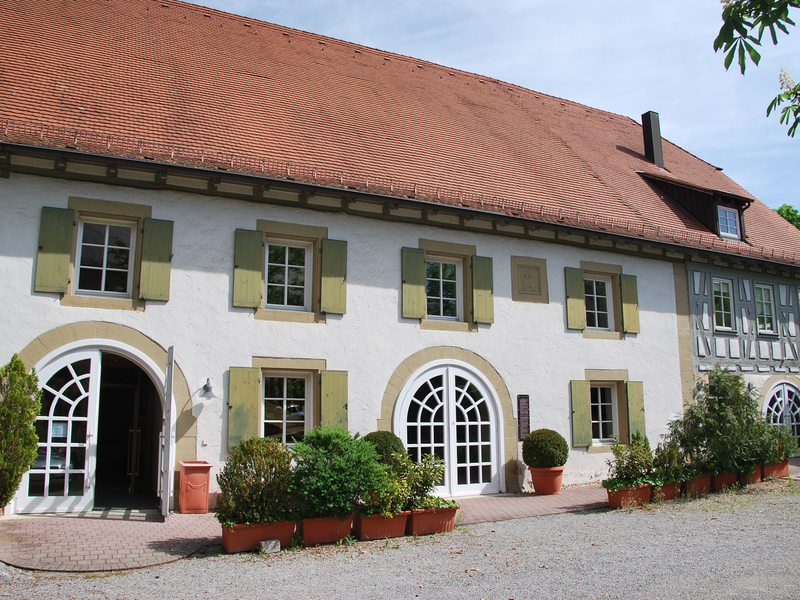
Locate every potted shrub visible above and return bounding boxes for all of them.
[652,440,685,501]
[761,421,797,479]
[602,432,658,509]
[394,453,459,535]
[522,429,569,495]
[363,430,406,468]
[291,426,387,545]
[216,437,296,553]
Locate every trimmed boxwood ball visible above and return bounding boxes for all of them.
[363,430,406,466]
[522,429,569,468]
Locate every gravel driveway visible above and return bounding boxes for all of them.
[2,479,799,599]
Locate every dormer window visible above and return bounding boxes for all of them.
[718,206,741,239]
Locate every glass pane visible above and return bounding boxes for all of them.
[426,262,440,278]
[482,465,491,483]
[457,445,466,464]
[427,298,440,315]
[286,378,305,399]
[441,263,456,281]
[106,247,129,270]
[442,300,457,317]
[78,268,102,291]
[42,390,55,415]
[268,265,286,285]
[477,400,489,421]
[63,382,81,401]
[287,267,304,286]
[104,269,128,293]
[481,445,491,462]
[407,426,418,444]
[469,445,478,463]
[421,426,431,444]
[433,408,444,423]
[35,420,48,443]
[286,400,305,421]
[108,225,131,248]
[71,421,87,443]
[50,447,67,470]
[82,223,105,244]
[407,401,420,422]
[265,378,283,399]
[592,422,600,438]
[72,359,91,377]
[28,474,45,497]
[288,247,305,266]
[596,297,607,312]
[456,425,466,443]
[595,281,607,296]
[287,288,304,306]
[69,447,85,470]
[263,423,283,440]
[264,400,284,420]
[33,447,47,469]
[267,285,284,305]
[68,473,85,496]
[470,466,479,483]
[426,280,440,297]
[268,245,287,264]
[481,424,490,440]
[469,424,479,442]
[49,473,66,496]
[287,427,305,444]
[73,398,88,418]
[597,314,609,329]
[458,466,467,485]
[51,421,68,443]
[585,296,596,311]
[434,425,444,444]
[584,280,594,295]
[80,245,104,267]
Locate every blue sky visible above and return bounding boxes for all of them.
[192,0,798,210]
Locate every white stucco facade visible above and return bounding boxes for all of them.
[1,171,686,510]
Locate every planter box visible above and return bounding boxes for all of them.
[353,512,410,541]
[712,472,738,492]
[301,515,354,546]
[739,467,762,485]
[763,460,790,479]
[606,484,651,509]
[652,481,682,502]
[685,474,711,496]
[221,521,296,554]
[406,507,459,536]
[529,466,565,495]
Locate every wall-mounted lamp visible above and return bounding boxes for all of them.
[200,378,217,399]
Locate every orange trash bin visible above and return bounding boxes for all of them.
[178,460,213,514]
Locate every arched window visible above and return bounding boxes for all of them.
[764,382,800,442]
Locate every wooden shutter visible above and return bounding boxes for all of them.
[138,218,174,301]
[626,381,646,441]
[565,267,586,330]
[232,229,264,308]
[621,274,640,334]
[320,238,347,314]
[570,380,592,447]
[227,367,262,451]
[472,255,494,324]
[320,370,348,429]
[401,247,426,319]
[34,207,74,293]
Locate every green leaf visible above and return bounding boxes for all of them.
[744,40,762,65]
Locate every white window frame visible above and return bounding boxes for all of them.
[755,284,777,334]
[584,275,615,331]
[426,256,463,321]
[712,277,735,331]
[718,206,741,239]
[75,218,137,299]
[265,239,313,312]
[262,372,313,445]
[590,385,617,444]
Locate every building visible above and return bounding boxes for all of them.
[2,0,799,515]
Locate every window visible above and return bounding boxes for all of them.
[34,199,174,308]
[266,241,312,311]
[233,220,347,322]
[718,206,740,239]
[590,386,616,442]
[263,374,311,444]
[755,284,776,334]
[426,257,462,320]
[76,219,136,297]
[584,276,614,330]
[564,263,639,338]
[712,278,735,330]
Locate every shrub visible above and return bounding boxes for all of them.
[653,440,685,485]
[0,355,42,508]
[363,430,406,469]
[390,452,458,510]
[361,474,408,518]
[761,421,798,464]
[215,437,294,527]
[291,426,388,519]
[602,432,657,492]
[522,429,569,468]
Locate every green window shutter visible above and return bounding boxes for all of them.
[320,370,348,429]
[570,380,592,447]
[626,381,646,441]
[471,255,494,324]
[138,218,174,301]
[34,207,74,293]
[227,367,262,451]
[233,229,264,308]
[402,247,426,319]
[621,274,640,334]
[320,238,347,314]
[565,267,586,330]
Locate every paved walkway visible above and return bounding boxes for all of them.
[2,459,798,574]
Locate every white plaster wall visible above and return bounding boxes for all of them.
[0,174,685,491]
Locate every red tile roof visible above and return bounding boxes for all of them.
[2,0,800,265]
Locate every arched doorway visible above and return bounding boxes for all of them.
[764,382,800,442]
[16,344,169,514]
[394,361,502,496]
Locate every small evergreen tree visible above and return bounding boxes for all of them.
[0,355,42,507]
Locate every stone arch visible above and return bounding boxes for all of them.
[377,346,519,493]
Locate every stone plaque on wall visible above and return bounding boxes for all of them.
[511,256,549,303]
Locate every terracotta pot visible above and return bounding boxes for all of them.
[606,484,651,509]
[652,481,682,502]
[405,507,459,536]
[221,521,296,554]
[712,472,739,492]
[301,515,354,546]
[738,467,762,485]
[685,474,712,495]
[353,511,410,541]
[763,460,790,479]
[528,466,566,495]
